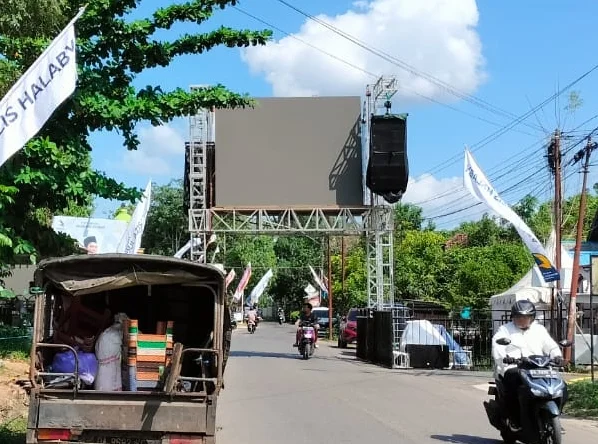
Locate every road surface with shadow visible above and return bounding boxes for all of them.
[217,322,597,444]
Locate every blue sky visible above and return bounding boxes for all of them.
[90,0,598,229]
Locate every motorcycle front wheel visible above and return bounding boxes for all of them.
[303,343,310,360]
[541,414,562,444]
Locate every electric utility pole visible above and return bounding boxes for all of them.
[565,138,597,362]
[548,131,563,338]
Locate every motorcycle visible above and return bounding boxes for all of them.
[297,321,316,360]
[247,319,256,334]
[278,311,285,325]
[483,337,570,444]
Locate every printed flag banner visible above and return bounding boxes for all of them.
[117,180,152,254]
[464,149,559,282]
[0,8,86,167]
[233,263,252,302]
[225,269,236,289]
[247,268,274,306]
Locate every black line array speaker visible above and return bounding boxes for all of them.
[366,114,409,203]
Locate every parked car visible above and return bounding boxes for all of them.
[312,307,337,337]
[338,308,359,348]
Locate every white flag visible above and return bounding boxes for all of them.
[117,180,152,254]
[247,268,274,305]
[0,8,86,167]
[309,265,328,293]
[463,149,559,282]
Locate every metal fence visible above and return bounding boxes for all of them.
[390,309,569,370]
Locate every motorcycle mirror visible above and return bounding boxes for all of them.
[495,338,511,346]
[558,339,573,348]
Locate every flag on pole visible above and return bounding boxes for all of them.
[233,263,252,301]
[0,7,86,168]
[309,265,328,293]
[117,180,152,254]
[225,269,236,289]
[247,268,274,306]
[464,149,560,282]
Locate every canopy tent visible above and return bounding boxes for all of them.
[490,230,573,309]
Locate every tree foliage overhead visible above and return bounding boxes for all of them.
[141,180,187,256]
[0,0,272,263]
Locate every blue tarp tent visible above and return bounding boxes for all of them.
[433,324,472,367]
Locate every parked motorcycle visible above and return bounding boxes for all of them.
[297,321,316,360]
[483,337,570,444]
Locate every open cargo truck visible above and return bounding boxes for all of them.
[25,254,232,444]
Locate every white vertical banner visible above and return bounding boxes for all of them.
[304,283,321,307]
[117,180,152,254]
[0,8,86,167]
[309,265,328,293]
[247,268,274,306]
[233,263,252,301]
[463,149,560,282]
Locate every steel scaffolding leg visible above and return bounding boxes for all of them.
[366,207,394,308]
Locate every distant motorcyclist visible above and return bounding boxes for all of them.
[491,300,564,431]
[294,302,319,348]
[247,306,258,327]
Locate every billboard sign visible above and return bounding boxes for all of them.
[52,216,128,254]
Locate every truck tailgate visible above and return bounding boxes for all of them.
[31,392,215,434]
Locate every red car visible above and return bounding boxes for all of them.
[337,308,359,348]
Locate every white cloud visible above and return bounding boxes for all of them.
[402,173,492,228]
[242,0,485,100]
[119,125,185,176]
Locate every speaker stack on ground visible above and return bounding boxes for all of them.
[365,114,409,204]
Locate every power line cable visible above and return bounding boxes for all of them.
[273,0,546,133]
[233,6,537,136]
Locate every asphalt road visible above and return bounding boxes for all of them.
[217,322,597,444]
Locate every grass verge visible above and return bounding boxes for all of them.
[0,417,26,444]
[565,380,598,418]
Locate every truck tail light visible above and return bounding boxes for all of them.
[164,435,205,444]
[38,429,72,440]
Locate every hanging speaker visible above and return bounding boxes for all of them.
[366,114,409,203]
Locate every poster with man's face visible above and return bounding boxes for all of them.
[52,216,128,254]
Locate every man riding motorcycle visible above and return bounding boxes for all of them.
[491,300,565,432]
[294,302,319,348]
[246,306,258,330]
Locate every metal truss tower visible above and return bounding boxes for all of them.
[188,85,214,263]
[363,76,399,309]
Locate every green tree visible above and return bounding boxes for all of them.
[0,0,272,263]
[268,236,323,310]
[142,180,187,256]
[394,230,447,301]
[331,243,368,314]
[443,243,530,309]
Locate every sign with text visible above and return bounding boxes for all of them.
[52,216,128,254]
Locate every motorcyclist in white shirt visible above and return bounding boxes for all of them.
[491,300,565,432]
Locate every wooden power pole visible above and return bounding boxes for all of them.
[565,138,597,362]
[551,131,563,339]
